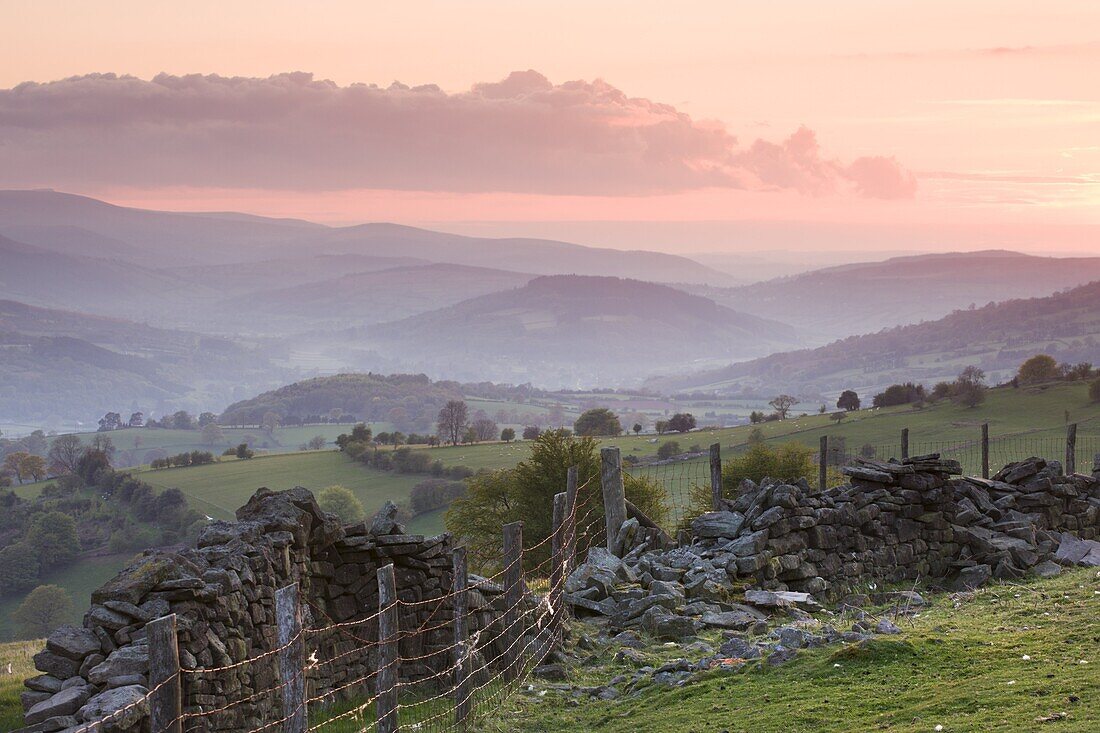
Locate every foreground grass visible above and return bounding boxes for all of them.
[0,639,39,730]
[499,568,1100,733]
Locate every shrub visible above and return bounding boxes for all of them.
[13,585,73,639]
[656,441,681,460]
[409,479,468,515]
[317,485,365,523]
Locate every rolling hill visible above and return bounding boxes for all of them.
[695,251,1100,343]
[0,299,292,423]
[366,275,800,386]
[225,263,536,330]
[648,278,1100,398]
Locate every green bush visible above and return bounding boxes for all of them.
[656,441,681,460]
[317,485,365,523]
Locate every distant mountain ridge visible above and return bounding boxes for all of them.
[648,279,1100,397]
[692,250,1100,343]
[364,274,799,386]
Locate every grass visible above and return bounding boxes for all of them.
[497,568,1100,732]
[0,638,39,731]
[0,554,133,642]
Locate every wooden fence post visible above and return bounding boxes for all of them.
[980,423,990,479]
[376,565,398,733]
[502,522,524,682]
[818,436,828,491]
[709,443,723,510]
[1067,423,1078,475]
[148,614,182,733]
[452,548,470,730]
[550,492,567,641]
[901,428,909,460]
[600,448,627,555]
[275,584,306,733]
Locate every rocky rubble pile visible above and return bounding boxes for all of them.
[19,488,514,733]
[564,455,1100,647]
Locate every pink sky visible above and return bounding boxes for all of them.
[1,1,1098,253]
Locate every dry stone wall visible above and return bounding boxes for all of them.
[19,487,509,733]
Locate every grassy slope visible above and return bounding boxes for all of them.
[1,639,39,731]
[500,568,1100,733]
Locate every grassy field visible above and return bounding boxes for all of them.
[497,567,1100,732]
[1,638,39,731]
[0,553,131,642]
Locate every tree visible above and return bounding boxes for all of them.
[1017,354,1060,385]
[97,412,123,432]
[90,434,116,459]
[747,427,765,445]
[768,395,798,419]
[500,428,516,442]
[748,411,764,424]
[4,451,30,483]
[261,411,281,433]
[351,423,373,443]
[201,423,225,446]
[317,485,365,523]
[26,512,80,571]
[308,435,326,450]
[20,454,46,482]
[445,429,666,571]
[656,441,681,460]
[0,543,40,595]
[235,443,255,459]
[830,411,846,424]
[75,449,111,484]
[472,418,498,442]
[13,585,73,639]
[818,404,827,414]
[437,400,469,446]
[667,413,696,433]
[1068,362,1093,381]
[198,412,218,427]
[837,390,860,412]
[128,412,144,428]
[522,426,540,440]
[872,383,925,408]
[654,420,670,435]
[574,408,622,437]
[632,423,642,435]
[952,366,987,408]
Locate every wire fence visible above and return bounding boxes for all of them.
[624,427,1100,534]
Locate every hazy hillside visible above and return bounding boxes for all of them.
[366,275,799,386]
[695,251,1100,343]
[226,263,536,330]
[219,372,466,431]
[0,300,293,423]
[648,279,1100,397]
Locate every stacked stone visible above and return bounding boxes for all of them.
[564,455,1100,639]
[19,488,515,733]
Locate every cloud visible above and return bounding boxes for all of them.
[0,71,915,198]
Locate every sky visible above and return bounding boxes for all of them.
[1,1,1098,254]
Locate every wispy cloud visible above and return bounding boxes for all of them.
[0,71,915,199]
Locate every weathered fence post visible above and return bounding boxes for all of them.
[452,548,470,730]
[819,436,828,491]
[274,585,306,733]
[600,448,627,555]
[709,443,723,510]
[1067,423,1078,475]
[981,423,990,479]
[376,564,398,733]
[550,492,567,642]
[502,521,524,682]
[148,614,182,733]
[901,428,909,460]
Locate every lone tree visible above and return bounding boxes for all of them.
[13,585,73,639]
[437,400,469,445]
[952,366,987,408]
[47,434,84,476]
[632,423,643,435]
[668,413,697,433]
[471,418,498,442]
[522,426,540,440]
[654,420,669,435]
[500,427,516,442]
[201,422,225,446]
[1017,354,1060,385]
[317,485,365,523]
[573,408,622,437]
[769,395,798,419]
[837,390,860,412]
